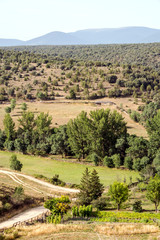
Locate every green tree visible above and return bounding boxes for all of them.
[147,110,160,154]
[18,111,35,134]
[51,125,70,157]
[153,150,160,173]
[67,111,90,159]
[108,182,129,210]
[125,135,149,161]
[78,168,92,205]
[141,102,158,122]
[35,112,52,140]
[90,169,104,200]
[17,111,35,152]
[0,130,5,150]
[146,175,160,212]
[89,109,127,157]
[3,114,15,143]
[111,154,121,168]
[78,168,104,205]
[10,154,23,171]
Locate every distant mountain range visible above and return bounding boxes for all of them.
[0,27,160,46]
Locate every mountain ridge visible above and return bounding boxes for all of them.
[0,26,160,46]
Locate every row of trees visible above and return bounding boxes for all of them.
[1,107,160,174]
[0,109,127,159]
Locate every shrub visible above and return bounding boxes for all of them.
[92,197,109,210]
[132,200,143,212]
[111,154,121,168]
[133,158,142,171]
[89,153,101,166]
[10,154,23,171]
[4,202,12,210]
[5,106,11,113]
[107,75,117,83]
[103,156,114,168]
[124,156,133,170]
[137,182,147,191]
[50,174,65,186]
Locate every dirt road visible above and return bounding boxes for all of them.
[0,169,79,194]
[0,169,79,229]
[0,206,48,229]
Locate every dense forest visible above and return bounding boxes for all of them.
[3,43,160,68]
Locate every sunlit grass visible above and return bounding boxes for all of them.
[0,151,139,186]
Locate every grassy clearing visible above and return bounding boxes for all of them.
[0,97,148,138]
[4,223,159,240]
[0,151,139,187]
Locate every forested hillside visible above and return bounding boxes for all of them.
[0,43,160,102]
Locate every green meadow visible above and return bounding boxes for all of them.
[0,151,139,186]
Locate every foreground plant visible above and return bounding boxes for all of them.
[44,196,71,223]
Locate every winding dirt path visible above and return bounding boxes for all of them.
[0,169,79,194]
[0,169,79,229]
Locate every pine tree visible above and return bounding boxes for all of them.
[90,169,104,200]
[78,168,104,205]
[78,168,92,205]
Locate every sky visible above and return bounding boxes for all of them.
[0,0,160,40]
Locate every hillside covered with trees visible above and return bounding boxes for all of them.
[0,43,160,104]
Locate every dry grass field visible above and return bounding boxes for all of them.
[3,223,160,240]
[0,97,147,138]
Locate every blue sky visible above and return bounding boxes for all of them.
[1,0,160,40]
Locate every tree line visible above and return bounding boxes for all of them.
[1,108,160,177]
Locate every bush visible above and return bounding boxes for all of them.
[50,174,65,186]
[4,202,12,210]
[132,200,142,212]
[10,154,23,171]
[141,157,150,169]
[137,182,147,191]
[111,154,121,168]
[103,156,114,168]
[107,75,117,83]
[92,197,109,210]
[89,153,101,166]
[124,156,133,170]
[133,158,142,171]
[5,106,11,113]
